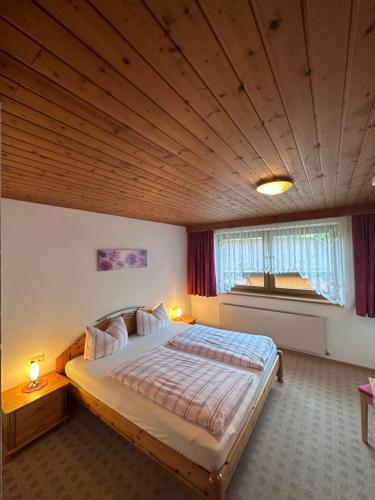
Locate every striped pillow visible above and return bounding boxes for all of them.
[153,302,170,329]
[137,304,170,336]
[84,316,128,360]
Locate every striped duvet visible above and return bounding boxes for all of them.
[108,346,253,435]
[168,324,275,371]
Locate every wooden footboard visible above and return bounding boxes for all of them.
[69,382,211,496]
[68,351,283,499]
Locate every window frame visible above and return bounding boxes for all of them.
[232,272,326,300]
[228,227,326,300]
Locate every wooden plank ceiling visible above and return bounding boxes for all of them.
[0,0,374,226]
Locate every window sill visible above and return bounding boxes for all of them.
[227,291,338,306]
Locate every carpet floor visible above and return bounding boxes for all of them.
[3,350,375,500]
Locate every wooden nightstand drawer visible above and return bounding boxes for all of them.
[15,389,64,447]
[2,372,69,457]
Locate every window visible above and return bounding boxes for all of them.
[214,218,352,305]
[233,272,322,298]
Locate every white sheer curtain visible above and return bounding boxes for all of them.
[215,217,353,306]
[215,229,265,292]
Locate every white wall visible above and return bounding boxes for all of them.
[1,200,189,389]
[191,293,375,369]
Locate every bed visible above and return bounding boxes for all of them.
[56,307,283,500]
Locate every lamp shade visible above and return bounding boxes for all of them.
[29,361,39,384]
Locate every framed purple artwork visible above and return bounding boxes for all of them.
[97,249,147,271]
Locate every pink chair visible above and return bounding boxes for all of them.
[358,384,374,443]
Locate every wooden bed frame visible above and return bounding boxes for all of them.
[56,307,283,500]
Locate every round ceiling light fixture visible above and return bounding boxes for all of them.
[256,178,293,196]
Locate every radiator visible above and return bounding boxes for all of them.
[219,303,326,355]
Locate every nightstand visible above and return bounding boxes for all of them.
[2,372,69,458]
[177,315,196,325]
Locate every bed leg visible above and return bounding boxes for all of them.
[277,350,284,383]
[208,471,225,500]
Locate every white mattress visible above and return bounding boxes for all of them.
[66,323,277,471]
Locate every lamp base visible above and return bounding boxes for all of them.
[22,379,48,394]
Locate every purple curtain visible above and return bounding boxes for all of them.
[187,231,217,297]
[352,215,375,317]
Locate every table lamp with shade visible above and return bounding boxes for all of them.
[22,360,47,393]
[172,306,183,321]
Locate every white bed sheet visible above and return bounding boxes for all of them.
[66,323,277,471]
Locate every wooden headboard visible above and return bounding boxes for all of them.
[56,306,143,374]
